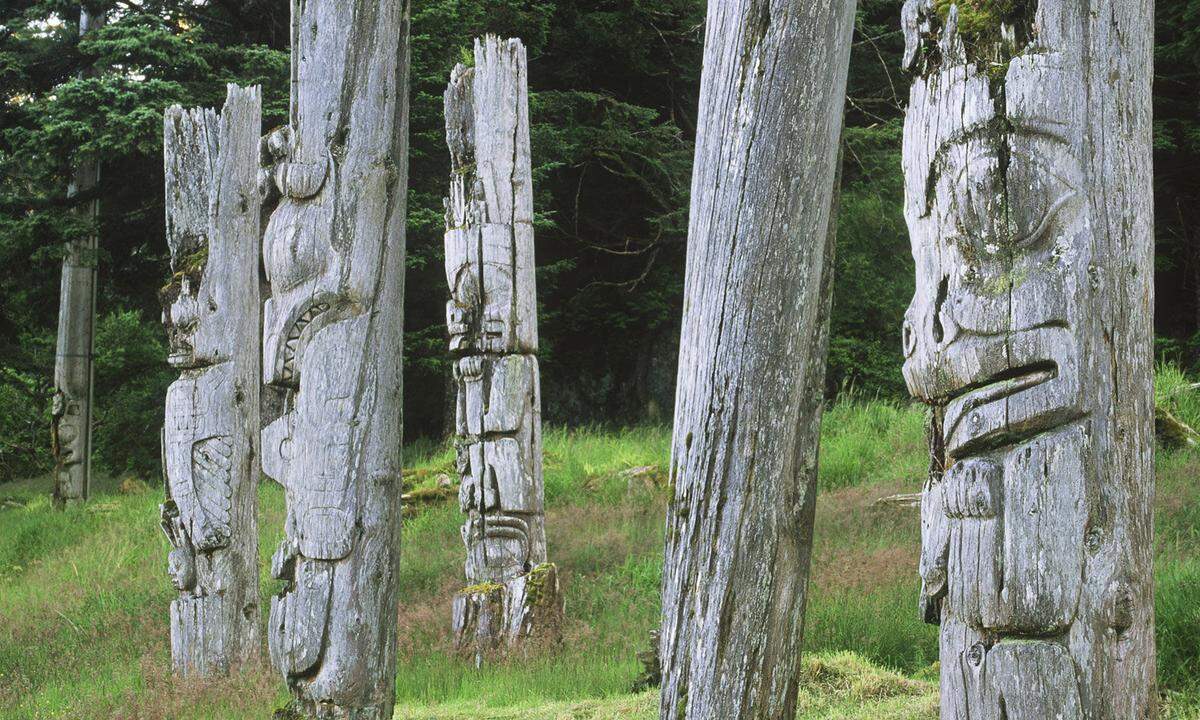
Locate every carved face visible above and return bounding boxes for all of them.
[458,439,538,579]
[161,266,224,369]
[51,390,83,467]
[901,52,1088,456]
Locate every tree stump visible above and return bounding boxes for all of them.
[657,2,857,718]
[258,1,411,717]
[899,2,1157,717]
[160,84,262,676]
[443,36,563,658]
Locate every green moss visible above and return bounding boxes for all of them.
[524,562,557,607]
[932,0,1032,66]
[461,581,504,596]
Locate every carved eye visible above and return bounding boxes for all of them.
[1003,146,1079,250]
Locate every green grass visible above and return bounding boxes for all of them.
[2,377,1199,718]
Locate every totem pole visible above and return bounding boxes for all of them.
[160,85,263,677]
[658,0,856,717]
[444,36,562,656]
[52,4,105,508]
[259,1,410,716]
[901,2,1156,718]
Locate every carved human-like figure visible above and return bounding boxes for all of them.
[258,1,410,716]
[444,37,561,653]
[901,2,1156,718]
[160,85,262,677]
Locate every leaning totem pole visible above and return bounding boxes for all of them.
[901,1,1156,718]
[160,85,262,677]
[444,36,563,655]
[259,1,410,716]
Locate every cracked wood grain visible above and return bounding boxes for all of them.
[658,2,857,718]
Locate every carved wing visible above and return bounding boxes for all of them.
[189,435,234,550]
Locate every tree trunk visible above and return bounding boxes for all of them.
[443,36,563,660]
[900,2,1157,718]
[658,1,856,718]
[51,5,105,509]
[259,1,411,716]
[160,84,262,677]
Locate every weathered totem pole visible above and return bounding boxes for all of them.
[160,84,263,677]
[901,1,1157,718]
[444,36,563,656]
[259,1,410,716]
[51,4,105,509]
[658,1,856,718]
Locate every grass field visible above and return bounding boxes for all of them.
[1,378,1198,718]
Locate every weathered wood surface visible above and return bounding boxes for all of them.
[259,1,411,716]
[658,2,856,718]
[160,84,263,677]
[900,2,1157,718]
[443,36,562,656]
[52,5,105,509]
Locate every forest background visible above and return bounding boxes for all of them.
[0,0,1197,483]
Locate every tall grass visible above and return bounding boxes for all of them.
[1,382,1198,717]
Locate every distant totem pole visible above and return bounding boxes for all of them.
[901,2,1156,718]
[160,85,262,676]
[443,36,563,655]
[51,5,105,509]
[258,0,410,716]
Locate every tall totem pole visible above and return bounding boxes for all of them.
[160,85,263,677]
[901,1,1156,718]
[259,1,410,716]
[52,4,105,508]
[443,36,562,657]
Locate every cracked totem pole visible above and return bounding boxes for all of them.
[160,85,262,676]
[901,1,1156,718]
[444,36,563,656]
[258,1,410,716]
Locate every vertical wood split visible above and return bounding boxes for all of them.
[160,84,263,676]
[259,1,411,716]
[52,5,106,509]
[443,36,563,659]
[900,1,1157,718]
[658,1,857,718]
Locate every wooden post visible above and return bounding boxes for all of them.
[658,1,856,718]
[259,1,411,716]
[900,1,1157,717]
[160,84,263,677]
[51,5,105,509]
[443,36,563,659]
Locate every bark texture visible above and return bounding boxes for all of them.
[658,2,856,718]
[443,36,562,657]
[900,2,1157,718]
[52,5,105,509]
[259,1,411,716]
[160,84,262,677]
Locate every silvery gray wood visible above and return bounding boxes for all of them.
[658,2,856,718]
[443,36,562,656]
[258,1,411,716]
[160,84,263,677]
[52,5,105,509]
[900,2,1157,718]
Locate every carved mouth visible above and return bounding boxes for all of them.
[279,301,331,381]
[945,361,1058,410]
[482,514,530,543]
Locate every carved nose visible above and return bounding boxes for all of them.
[903,317,918,358]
